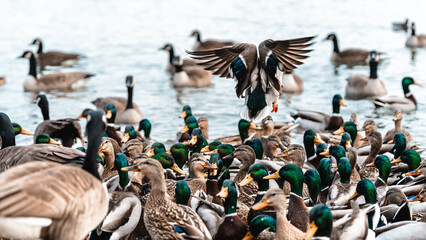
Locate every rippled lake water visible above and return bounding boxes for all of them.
[1,0,426,153]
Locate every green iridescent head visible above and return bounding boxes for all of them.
[266,164,304,197]
[123,126,138,143]
[349,179,377,203]
[245,138,264,159]
[218,144,235,168]
[339,132,352,149]
[337,157,352,184]
[217,179,238,214]
[238,119,261,142]
[335,121,357,145]
[175,180,191,205]
[151,152,184,175]
[368,155,391,183]
[401,76,421,95]
[180,105,192,120]
[105,103,117,124]
[304,169,321,204]
[392,133,407,159]
[114,153,130,189]
[184,116,198,134]
[169,143,189,168]
[208,153,223,179]
[308,204,333,238]
[202,141,222,152]
[332,94,346,114]
[12,122,32,136]
[316,143,328,156]
[304,129,324,158]
[245,163,269,191]
[151,142,166,154]
[138,119,151,138]
[393,149,421,171]
[247,215,276,238]
[328,145,346,162]
[317,158,331,190]
[35,134,61,145]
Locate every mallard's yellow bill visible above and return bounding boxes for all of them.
[391,157,401,164]
[333,127,345,135]
[348,191,359,201]
[239,174,254,187]
[171,163,185,175]
[304,221,319,239]
[217,186,229,199]
[252,199,269,210]
[263,171,280,179]
[20,128,33,135]
[242,231,255,240]
[121,165,138,172]
[249,122,262,130]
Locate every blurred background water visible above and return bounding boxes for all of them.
[0,0,425,152]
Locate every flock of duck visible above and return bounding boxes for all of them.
[0,18,426,240]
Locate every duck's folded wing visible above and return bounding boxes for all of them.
[186,43,257,98]
[38,72,93,89]
[294,110,330,123]
[373,96,411,107]
[258,37,314,92]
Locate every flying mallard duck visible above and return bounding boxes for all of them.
[187,36,314,122]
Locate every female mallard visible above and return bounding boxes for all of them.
[345,51,387,100]
[122,128,145,158]
[98,137,122,179]
[34,93,83,147]
[253,188,304,240]
[18,51,94,92]
[281,70,303,94]
[374,77,421,112]
[122,158,212,240]
[243,215,276,240]
[160,43,197,74]
[0,110,108,240]
[324,33,369,66]
[406,22,426,48]
[92,75,143,125]
[383,110,412,143]
[190,30,234,51]
[292,94,346,132]
[31,38,80,66]
[187,36,314,121]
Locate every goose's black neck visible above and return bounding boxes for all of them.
[369,61,378,79]
[332,37,340,53]
[412,28,416,36]
[83,112,104,181]
[196,33,201,42]
[0,113,16,148]
[168,48,175,64]
[39,98,50,121]
[37,41,43,54]
[175,64,183,73]
[28,53,37,78]
[126,86,134,110]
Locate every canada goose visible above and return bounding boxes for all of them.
[0,112,85,173]
[324,33,369,66]
[374,77,421,113]
[18,51,94,92]
[92,75,143,125]
[345,51,387,100]
[33,93,83,147]
[160,43,197,74]
[187,36,314,121]
[31,38,81,66]
[172,56,213,88]
[0,110,108,240]
[190,30,235,51]
[392,18,409,31]
[406,22,426,48]
[281,70,303,94]
[0,76,6,86]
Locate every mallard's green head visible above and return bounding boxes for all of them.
[151,152,185,175]
[348,179,377,203]
[317,158,331,190]
[306,204,333,238]
[208,153,222,179]
[339,132,352,149]
[332,94,346,114]
[304,129,324,158]
[181,116,198,134]
[244,215,276,240]
[105,103,117,124]
[367,155,390,183]
[35,134,61,145]
[217,179,238,214]
[401,76,421,96]
[175,180,190,205]
[392,133,407,159]
[245,138,264,159]
[148,142,167,157]
[217,144,235,168]
[321,145,345,162]
[168,143,189,168]
[391,149,421,171]
[238,119,261,142]
[240,163,269,191]
[12,122,32,136]
[138,119,151,138]
[180,105,192,120]
[334,121,357,145]
[122,126,137,143]
[114,153,130,189]
[201,141,221,153]
[264,164,304,196]
[304,169,321,204]
[337,157,352,184]
[316,143,328,156]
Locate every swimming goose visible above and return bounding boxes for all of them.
[33,93,83,147]
[92,75,143,125]
[160,43,197,74]
[281,70,303,94]
[382,109,413,143]
[406,22,426,48]
[18,51,94,92]
[345,51,387,99]
[187,36,314,121]
[291,94,346,132]
[374,77,421,112]
[172,56,213,88]
[393,18,409,31]
[190,30,235,51]
[0,110,108,240]
[324,33,369,66]
[31,38,80,66]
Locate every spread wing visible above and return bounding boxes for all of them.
[258,36,314,92]
[186,43,258,98]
